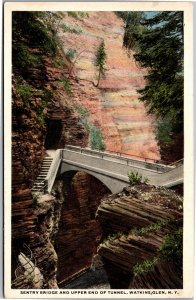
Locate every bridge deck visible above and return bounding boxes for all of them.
[44,146,183,194]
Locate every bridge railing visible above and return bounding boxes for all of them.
[168,158,184,168]
[63,145,176,173]
[45,149,61,193]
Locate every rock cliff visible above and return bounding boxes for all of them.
[59,12,160,159]
[96,184,183,289]
[53,171,110,285]
[12,52,89,287]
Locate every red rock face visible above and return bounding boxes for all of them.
[53,172,110,284]
[59,12,160,160]
[11,56,89,287]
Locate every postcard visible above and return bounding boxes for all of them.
[4,1,194,298]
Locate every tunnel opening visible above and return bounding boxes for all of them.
[45,118,63,149]
[52,171,111,288]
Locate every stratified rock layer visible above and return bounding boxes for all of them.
[129,260,182,289]
[12,55,89,286]
[59,12,160,159]
[53,172,110,285]
[96,184,183,289]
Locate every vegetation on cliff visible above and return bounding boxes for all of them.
[119,11,184,161]
[94,40,107,87]
[13,12,73,111]
[128,171,149,185]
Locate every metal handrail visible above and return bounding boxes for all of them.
[64,145,183,167]
[63,146,172,172]
[65,145,157,162]
[169,158,184,167]
[62,145,184,175]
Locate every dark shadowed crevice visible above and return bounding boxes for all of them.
[52,171,111,286]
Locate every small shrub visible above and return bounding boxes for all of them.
[41,89,53,105]
[74,103,90,131]
[35,88,53,105]
[160,228,183,266]
[143,177,149,184]
[53,55,67,68]
[67,11,89,19]
[15,83,32,109]
[133,257,157,276]
[105,234,116,242]
[128,171,149,185]
[60,23,82,35]
[128,171,142,185]
[67,11,78,19]
[103,231,127,243]
[13,43,43,69]
[73,103,89,117]
[79,119,91,132]
[66,48,77,61]
[90,125,105,151]
[57,75,72,96]
[130,220,168,235]
[36,112,45,125]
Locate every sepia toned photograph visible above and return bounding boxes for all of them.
[4,1,194,298]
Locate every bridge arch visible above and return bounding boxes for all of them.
[59,162,128,194]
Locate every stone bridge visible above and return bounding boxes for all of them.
[44,145,183,194]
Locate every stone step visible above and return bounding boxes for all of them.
[33,179,45,183]
[31,189,42,192]
[31,156,54,193]
[41,166,51,169]
[33,183,45,187]
[41,165,51,167]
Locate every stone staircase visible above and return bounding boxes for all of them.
[31,157,53,193]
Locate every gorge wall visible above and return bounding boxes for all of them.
[53,172,110,285]
[12,49,89,287]
[11,11,182,290]
[96,184,183,289]
[59,12,160,159]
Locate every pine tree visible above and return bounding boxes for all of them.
[122,12,184,160]
[123,11,183,131]
[94,40,107,87]
[118,11,145,51]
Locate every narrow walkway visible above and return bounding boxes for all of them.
[32,146,183,194]
[60,146,183,193]
[46,150,56,158]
